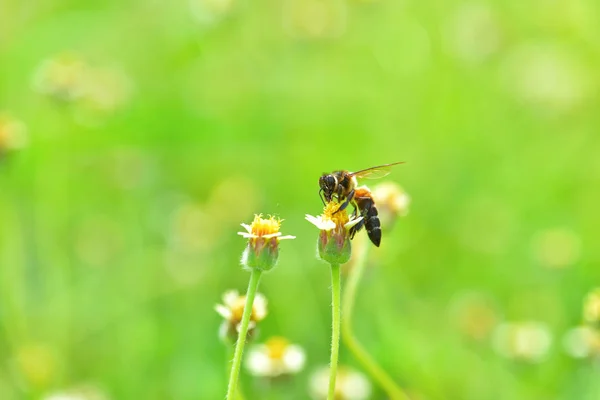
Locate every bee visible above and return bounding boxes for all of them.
[318,162,404,247]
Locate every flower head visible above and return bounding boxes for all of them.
[215,289,268,343]
[372,182,410,230]
[245,336,306,378]
[309,365,371,400]
[238,214,295,272]
[583,288,600,327]
[306,202,362,265]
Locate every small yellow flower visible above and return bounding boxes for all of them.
[583,288,600,327]
[245,336,306,378]
[305,202,362,264]
[309,365,371,400]
[238,214,295,271]
[0,113,28,157]
[215,289,268,343]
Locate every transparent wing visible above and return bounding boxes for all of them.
[350,161,405,180]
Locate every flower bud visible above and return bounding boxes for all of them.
[238,215,295,272]
[306,202,362,265]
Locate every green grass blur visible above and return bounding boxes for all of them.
[1,0,600,399]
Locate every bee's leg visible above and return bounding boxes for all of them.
[319,189,326,206]
[349,218,365,239]
[336,189,355,213]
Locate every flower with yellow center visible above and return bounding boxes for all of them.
[215,289,268,343]
[306,201,362,265]
[226,215,295,400]
[238,214,295,272]
[245,336,306,378]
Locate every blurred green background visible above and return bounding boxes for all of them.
[1,0,600,399]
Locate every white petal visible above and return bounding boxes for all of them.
[245,346,273,376]
[283,345,306,373]
[309,367,330,399]
[344,216,363,230]
[262,232,282,239]
[305,214,335,231]
[222,290,240,308]
[214,304,232,320]
[342,370,372,400]
[237,232,258,238]
[240,223,252,233]
[253,293,268,320]
[278,235,296,240]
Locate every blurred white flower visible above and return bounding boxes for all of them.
[500,43,593,114]
[190,0,235,26]
[309,365,371,400]
[444,2,502,65]
[245,336,306,377]
[563,326,600,359]
[32,52,89,102]
[80,66,131,113]
[283,0,346,39]
[532,227,581,269]
[492,321,552,362]
[371,182,410,230]
[75,215,124,268]
[43,384,109,400]
[448,292,498,342]
[32,52,132,126]
[215,289,268,342]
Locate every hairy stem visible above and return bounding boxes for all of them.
[226,269,262,400]
[328,263,341,400]
[341,238,409,400]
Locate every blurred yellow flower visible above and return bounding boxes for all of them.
[245,336,306,377]
[583,288,600,326]
[0,113,28,156]
[215,289,268,342]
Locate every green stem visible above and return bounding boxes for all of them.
[226,269,262,400]
[328,263,341,400]
[341,239,409,400]
[226,346,246,400]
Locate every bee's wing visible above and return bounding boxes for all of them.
[350,161,404,180]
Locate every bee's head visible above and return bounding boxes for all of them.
[319,173,337,202]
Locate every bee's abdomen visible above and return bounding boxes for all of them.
[355,193,381,247]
